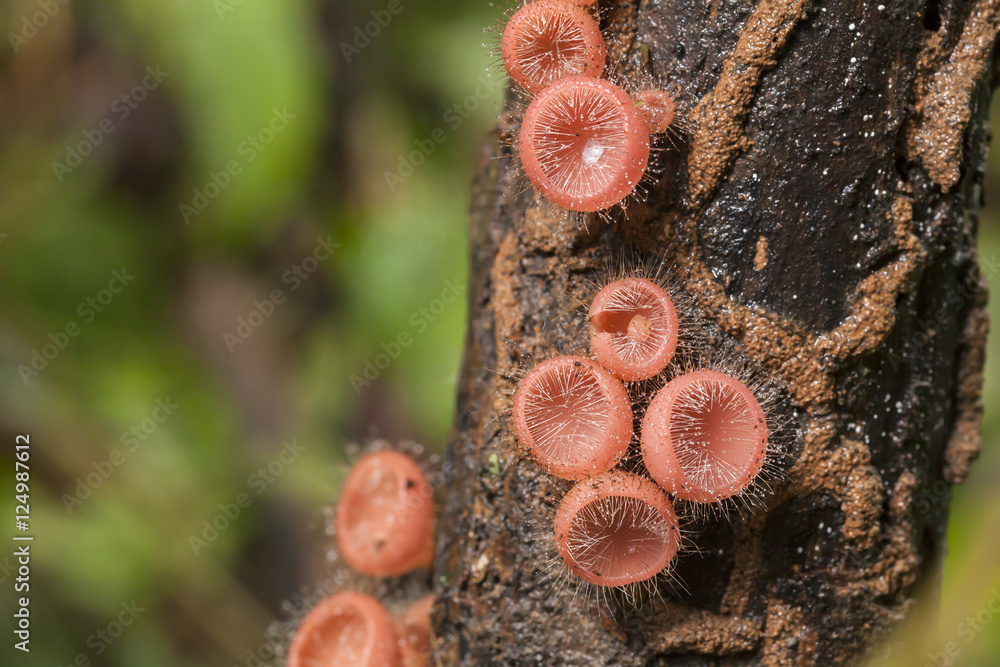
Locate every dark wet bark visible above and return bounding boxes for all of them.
[432,0,999,664]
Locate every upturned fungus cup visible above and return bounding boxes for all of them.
[519,76,650,212]
[501,0,606,94]
[287,592,401,667]
[554,470,680,587]
[589,277,679,381]
[641,370,768,503]
[513,356,632,480]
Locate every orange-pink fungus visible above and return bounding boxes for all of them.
[554,470,680,587]
[287,592,401,667]
[501,0,605,94]
[519,76,650,212]
[633,89,676,134]
[513,355,632,480]
[589,277,679,381]
[336,451,435,577]
[641,370,768,503]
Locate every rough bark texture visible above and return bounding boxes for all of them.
[433,0,999,664]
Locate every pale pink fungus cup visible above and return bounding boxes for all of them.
[554,470,680,587]
[519,76,650,212]
[513,355,632,480]
[641,369,768,503]
[287,592,401,667]
[589,277,679,381]
[501,0,606,94]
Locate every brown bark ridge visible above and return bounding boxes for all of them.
[433,0,998,664]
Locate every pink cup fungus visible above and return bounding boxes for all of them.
[519,76,651,212]
[513,355,633,480]
[336,451,436,577]
[287,592,401,667]
[554,470,680,588]
[640,369,769,503]
[501,0,606,94]
[397,594,434,667]
[589,277,679,381]
[633,89,676,134]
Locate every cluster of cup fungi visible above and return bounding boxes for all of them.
[501,0,678,212]
[286,448,438,667]
[499,0,784,606]
[281,2,787,663]
[512,275,778,602]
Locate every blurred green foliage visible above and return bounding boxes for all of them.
[0,0,996,665]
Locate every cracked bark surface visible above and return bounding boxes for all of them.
[432,0,998,664]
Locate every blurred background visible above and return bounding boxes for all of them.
[0,1,996,665]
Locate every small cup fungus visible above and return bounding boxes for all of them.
[641,370,768,503]
[519,76,650,212]
[501,0,606,94]
[589,277,679,381]
[287,592,401,667]
[633,89,676,134]
[336,451,435,577]
[554,470,680,587]
[513,355,632,480]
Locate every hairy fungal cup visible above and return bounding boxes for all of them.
[589,277,679,381]
[519,76,650,212]
[501,0,606,94]
[336,451,435,577]
[513,355,633,480]
[640,369,768,503]
[554,470,680,588]
[287,592,401,667]
[397,594,434,667]
[633,89,676,134]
